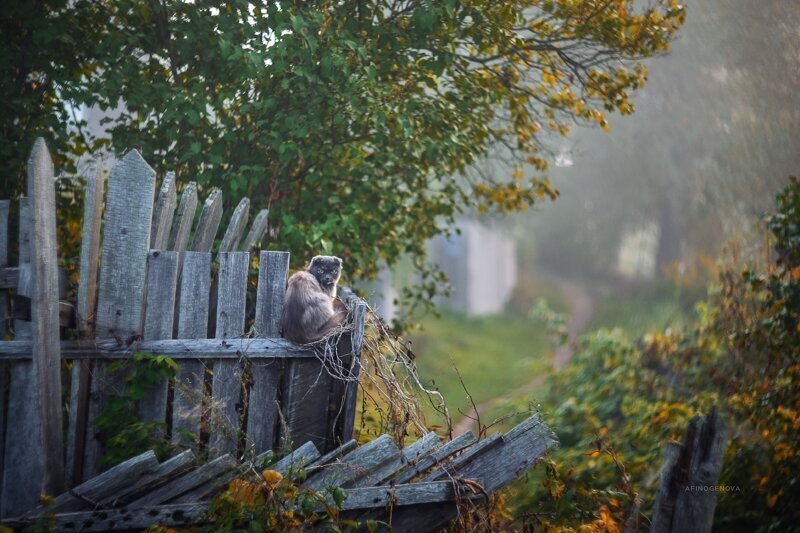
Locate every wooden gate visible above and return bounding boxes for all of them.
[0,140,366,518]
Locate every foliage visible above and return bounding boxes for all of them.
[94,352,178,468]
[1,0,684,324]
[511,177,800,530]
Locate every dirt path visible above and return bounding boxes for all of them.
[451,274,594,436]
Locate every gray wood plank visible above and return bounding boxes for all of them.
[13,200,31,339]
[392,431,477,485]
[94,148,156,339]
[0,199,8,267]
[98,450,196,507]
[281,358,334,454]
[0,267,17,289]
[168,181,197,252]
[129,453,237,508]
[339,300,367,443]
[302,434,402,490]
[138,250,179,427]
[268,441,320,475]
[306,439,357,472]
[246,251,289,454]
[209,252,249,456]
[34,502,210,531]
[150,172,177,250]
[0,338,315,360]
[254,251,289,337]
[240,208,269,251]
[68,162,106,487]
[190,188,222,253]
[218,197,249,253]
[172,252,211,445]
[43,450,158,514]
[87,149,156,480]
[29,138,64,496]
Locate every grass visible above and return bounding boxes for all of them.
[410,309,553,428]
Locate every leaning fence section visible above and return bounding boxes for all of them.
[0,140,367,519]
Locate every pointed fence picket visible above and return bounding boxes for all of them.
[0,140,367,519]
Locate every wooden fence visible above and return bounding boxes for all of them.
[0,140,366,518]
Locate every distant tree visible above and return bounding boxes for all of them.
[1,0,685,321]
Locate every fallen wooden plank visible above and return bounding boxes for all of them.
[392,431,477,485]
[97,450,196,508]
[0,338,316,360]
[306,439,358,472]
[422,432,502,483]
[39,450,159,514]
[303,434,401,490]
[268,441,321,475]
[129,454,237,508]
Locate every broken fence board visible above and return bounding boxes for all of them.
[99,450,197,508]
[246,250,289,454]
[43,450,159,515]
[240,208,269,251]
[209,252,249,456]
[191,188,222,253]
[172,252,211,446]
[269,441,321,475]
[168,181,197,252]
[303,434,401,490]
[339,299,367,444]
[150,172,177,250]
[218,197,249,252]
[392,431,477,485]
[138,250,179,427]
[306,439,357,472]
[0,199,7,504]
[129,454,237,508]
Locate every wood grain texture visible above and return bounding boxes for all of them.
[43,450,159,514]
[150,172,177,250]
[246,251,289,454]
[0,200,7,500]
[87,149,156,480]
[0,338,315,360]
[269,441,320,475]
[302,434,401,490]
[392,431,477,485]
[0,267,17,289]
[240,208,269,251]
[13,200,31,339]
[168,182,197,252]
[210,252,249,456]
[339,300,367,444]
[172,252,211,445]
[306,439,357,472]
[138,250,179,427]
[129,454,237,508]
[98,450,196,508]
[29,138,65,497]
[191,188,222,253]
[94,149,156,339]
[218,197,249,252]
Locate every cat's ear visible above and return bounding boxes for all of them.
[333,256,343,266]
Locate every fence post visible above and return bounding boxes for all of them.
[28,138,65,496]
[650,407,728,533]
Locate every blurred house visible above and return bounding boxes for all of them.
[428,219,517,316]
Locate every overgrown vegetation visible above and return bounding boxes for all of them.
[505,177,800,530]
[2,0,685,324]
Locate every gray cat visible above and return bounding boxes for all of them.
[281,255,345,344]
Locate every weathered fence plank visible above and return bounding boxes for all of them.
[129,454,237,508]
[99,450,196,507]
[246,251,289,454]
[68,162,106,486]
[172,252,211,445]
[28,138,65,496]
[0,199,8,501]
[150,172,177,250]
[138,250,179,427]
[191,188,222,253]
[240,208,269,251]
[218,197,249,253]
[392,431,477,485]
[303,434,402,490]
[650,408,728,533]
[168,182,197,253]
[209,252,249,455]
[86,149,156,479]
[338,300,366,444]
